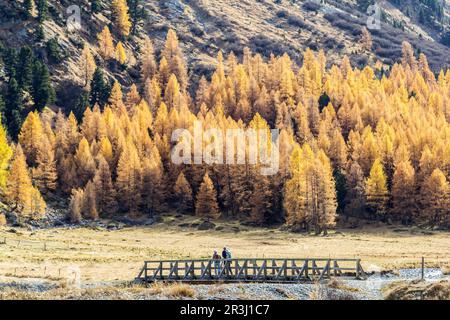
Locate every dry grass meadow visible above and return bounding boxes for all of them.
[0,215,449,283]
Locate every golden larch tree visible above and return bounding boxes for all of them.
[69,188,84,223]
[80,43,96,87]
[316,150,337,235]
[93,156,118,216]
[115,41,127,65]
[360,27,372,52]
[365,158,389,218]
[0,116,12,193]
[141,152,165,216]
[284,145,307,227]
[196,172,220,220]
[116,142,142,214]
[162,29,188,90]
[33,136,58,194]
[344,160,365,217]
[74,138,96,187]
[111,0,131,38]
[82,180,98,220]
[26,187,46,220]
[173,172,193,214]
[97,26,115,60]
[420,169,449,227]
[140,36,157,82]
[19,111,45,167]
[391,161,416,223]
[6,145,46,220]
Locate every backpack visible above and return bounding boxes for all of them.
[226,249,232,259]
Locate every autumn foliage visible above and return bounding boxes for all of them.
[0,31,448,230]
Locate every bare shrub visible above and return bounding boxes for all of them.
[287,15,308,29]
[324,12,338,23]
[328,279,360,292]
[190,25,204,37]
[323,37,337,49]
[165,283,196,298]
[302,1,321,12]
[383,280,450,300]
[276,10,288,18]
[149,281,166,295]
[309,281,357,300]
[442,265,450,275]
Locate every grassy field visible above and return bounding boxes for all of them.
[0,216,449,283]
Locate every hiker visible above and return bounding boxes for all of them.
[212,250,221,276]
[222,247,232,275]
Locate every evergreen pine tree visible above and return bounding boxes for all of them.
[89,68,110,107]
[16,46,34,91]
[23,0,36,18]
[127,0,146,34]
[4,78,24,138]
[91,0,101,13]
[31,60,55,111]
[36,0,48,22]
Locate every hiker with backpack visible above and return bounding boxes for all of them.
[212,250,221,276]
[222,247,232,275]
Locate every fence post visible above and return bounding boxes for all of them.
[327,259,331,278]
[144,261,148,281]
[421,257,424,280]
[356,259,360,279]
[305,259,309,278]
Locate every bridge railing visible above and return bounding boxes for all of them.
[136,258,366,283]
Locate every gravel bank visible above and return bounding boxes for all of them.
[0,268,448,300]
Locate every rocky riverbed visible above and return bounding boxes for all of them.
[0,268,448,300]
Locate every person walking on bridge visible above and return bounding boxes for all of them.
[222,247,232,275]
[212,250,221,276]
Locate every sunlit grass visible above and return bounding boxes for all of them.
[0,216,449,283]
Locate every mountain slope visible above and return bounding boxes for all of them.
[0,0,449,111]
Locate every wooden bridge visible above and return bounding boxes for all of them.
[135,258,367,283]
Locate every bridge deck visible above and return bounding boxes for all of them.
[135,258,366,283]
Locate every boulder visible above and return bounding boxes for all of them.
[197,221,216,230]
[178,223,190,228]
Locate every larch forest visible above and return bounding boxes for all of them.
[0,1,448,234]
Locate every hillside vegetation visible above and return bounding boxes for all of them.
[1,1,450,97]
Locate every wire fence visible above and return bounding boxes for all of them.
[0,236,53,251]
